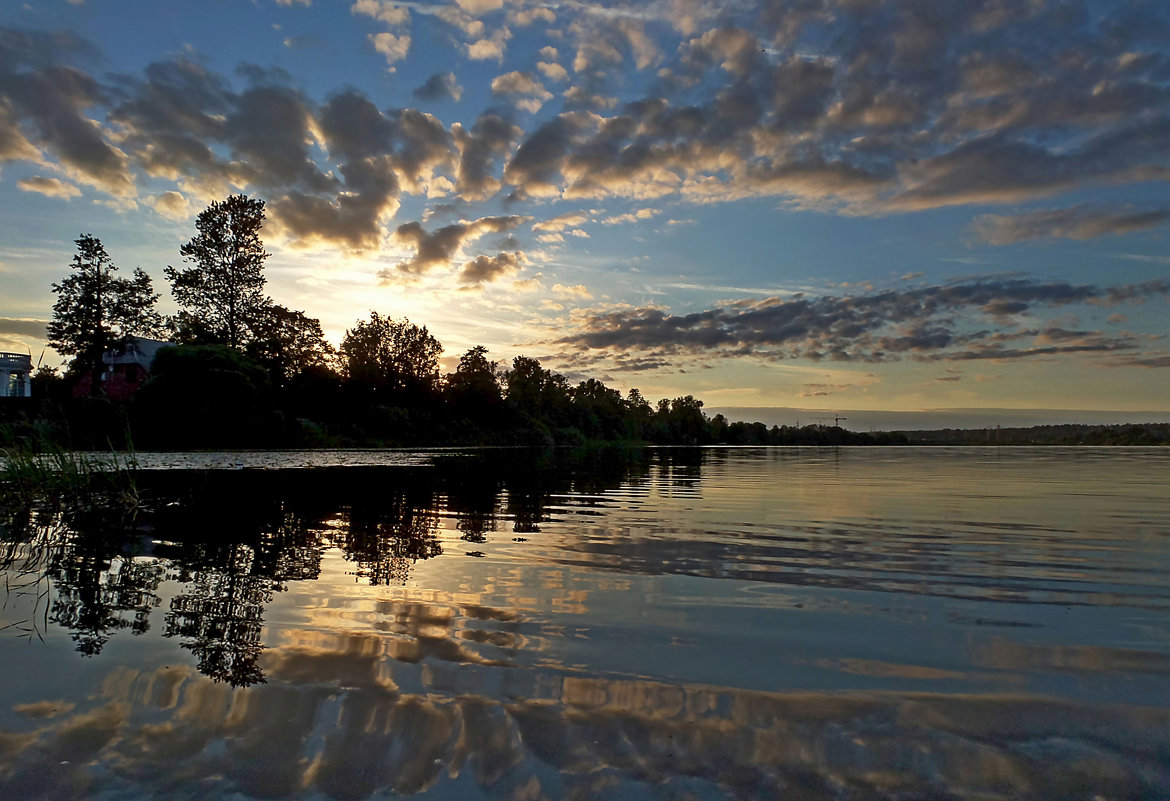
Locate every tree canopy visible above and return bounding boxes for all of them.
[165,194,270,349]
[46,234,162,395]
[246,305,334,391]
[339,313,442,405]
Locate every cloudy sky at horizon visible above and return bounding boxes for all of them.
[0,0,1168,415]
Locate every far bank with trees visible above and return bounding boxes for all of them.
[8,194,901,450]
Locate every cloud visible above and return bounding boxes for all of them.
[536,61,568,82]
[455,0,502,16]
[1,0,1169,261]
[350,0,409,26]
[452,111,519,201]
[972,205,1170,244]
[0,317,47,339]
[490,71,550,98]
[369,32,411,66]
[602,208,656,224]
[459,250,524,284]
[384,214,526,278]
[269,92,455,248]
[413,72,462,103]
[225,85,331,191]
[552,283,591,298]
[532,211,591,232]
[490,70,553,112]
[282,34,322,50]
[17,175,80,198]
[466,27,511,61]
[150,190,190,219]
[553,278,1170,366]
[488,3,1170,212]
[0,28,134,195]
[511,7,555,27]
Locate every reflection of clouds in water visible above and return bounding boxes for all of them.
[973,639,1170,675]
[283,594,540,671]
[3,659,1169,800]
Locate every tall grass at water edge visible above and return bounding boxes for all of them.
[0,440,140,512]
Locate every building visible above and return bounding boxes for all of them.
[98,338,175,400]
[0,352,33,398]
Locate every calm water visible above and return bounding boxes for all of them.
[1,447,1168,800]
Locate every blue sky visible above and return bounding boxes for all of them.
[0,0,1168,416]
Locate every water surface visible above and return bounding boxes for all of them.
[1,447,1168,799]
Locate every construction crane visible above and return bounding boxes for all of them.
[816,414,848,427]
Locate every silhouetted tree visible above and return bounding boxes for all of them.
[504,356,572,432]
[166,194,270,349]
[246,304,334,391]
[570,378,626,439]
[653,395,709,445]
[339,312,442,405]
[133,345,271,447]
[47,234,163,396]
[625,388,654,439]
[445,345,502,424]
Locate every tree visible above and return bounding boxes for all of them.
[245,305,334,391]
[165,194,270,349]
[47,234,163,396]
[339,312,442,404]
[134,345,271,448]
[504,356,571,426]
[445,345,502,421]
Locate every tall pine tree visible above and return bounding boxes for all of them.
[47,234,162,396]
[166,194,270,349]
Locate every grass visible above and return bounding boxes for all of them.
[0,441,140,513]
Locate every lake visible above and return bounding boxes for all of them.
[1,446,1168,800]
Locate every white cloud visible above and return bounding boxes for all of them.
[537,61,568,82]
[369,32,411,66]
[350,0,409,25]
[16,176,81,199]
[150,191,191,220]
[553,283,592,298]
[467,28,511,61]
[456,0,503,16]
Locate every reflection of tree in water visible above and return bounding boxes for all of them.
[0,505,163,656]
[50,551,164,656]
[333,486,442,585]
[0,451,656,683]
[493,448,652,534]
[442,466,501,544]
[161,506,325,687]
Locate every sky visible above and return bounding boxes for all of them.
[0,0,1168,422]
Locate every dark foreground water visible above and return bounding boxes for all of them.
[1,447,1168,800]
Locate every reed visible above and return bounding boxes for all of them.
[0,442,139,512]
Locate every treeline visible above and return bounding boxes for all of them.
[18,339,903,449]
[15,193,903,450]
[897,423,1170,446]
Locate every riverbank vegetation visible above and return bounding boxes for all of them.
[11,193,903,450]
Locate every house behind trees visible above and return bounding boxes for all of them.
[99,337,175,400]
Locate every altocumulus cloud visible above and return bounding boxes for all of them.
[554,279,1170,367]
[0,0,1169,256]
[383,214,527,280]
[971,205,1170,244]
